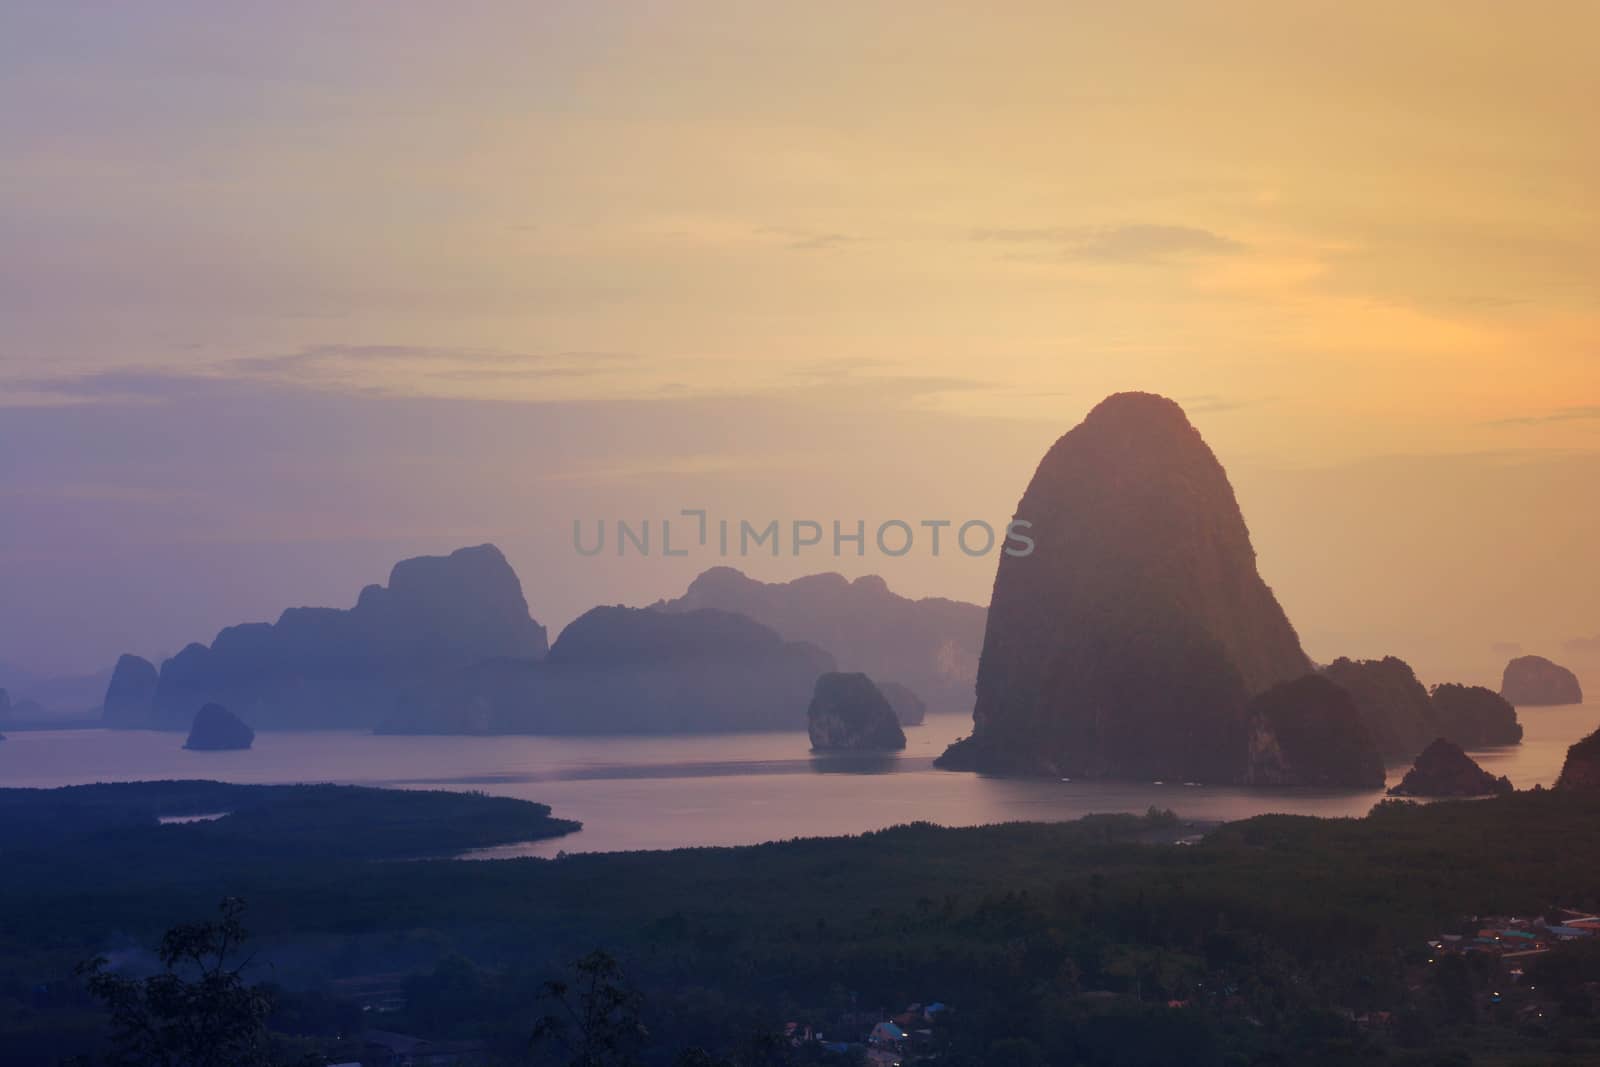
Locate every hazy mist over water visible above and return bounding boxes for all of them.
[4,704,1592,857]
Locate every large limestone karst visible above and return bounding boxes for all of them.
[127,544,547,729]
[1319,656,1440,761]
[938,392,1311,781]
[1389,738,1513,797]
[381,606,834,735]
[1500,655,1584,707]
[654,567,985,712]
[1243,675,1386,788]
[807,672,908,752]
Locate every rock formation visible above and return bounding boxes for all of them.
[877,681,927,726]
[1388,738,1513,797]
[1500,655,1584,706]
[123,544,546,730]
[1320,656,1440,761]
[1242,675,1386,788]
[807,673,908,751]
[381,606,834,735]
[938,392,1311,781]
[102,654,159,726]
[1555,727,1600,792]
[1430,684,1523,747]
[0,687,9,722]
[654,567,985,712]
[183,703,255,751]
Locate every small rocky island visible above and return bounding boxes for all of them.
[807,673,907,752]
[1555,727,1600,791]
[1429,684,1523,746]
[184,703,255,751]
[1389,738,1513,797]
[1500,655,1584,706]
[1243,675,1386,788]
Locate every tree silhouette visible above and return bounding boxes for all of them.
[77,897,275,1067]
[530,951,648,1067]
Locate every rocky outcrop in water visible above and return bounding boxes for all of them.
[654,567,985,712]
[938,392,1311,781]
[123,545,546,730]
[1389,738,1512,797]
[1320,656,1439,761]
[1555,727,1600,792]
[102,654,159,726]
[1243,675,1385,788]
[878,681,927,726]
[0,688,9,723]
[1500,655,1584,707]
[807,673,907,751]
[381,606,834,735]
[183,703,255,751]
[1430,684,1523,747]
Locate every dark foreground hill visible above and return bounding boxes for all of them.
[8,784,1600,1065]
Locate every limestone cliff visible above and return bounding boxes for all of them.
[938,393,1310,781]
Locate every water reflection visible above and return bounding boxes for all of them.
[807,752,904,775]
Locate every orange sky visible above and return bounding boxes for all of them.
[1,2,1597,683]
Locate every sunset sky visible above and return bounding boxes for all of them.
[2,2,1597,686]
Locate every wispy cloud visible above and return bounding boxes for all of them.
[1493,405,1600,427]
[974,223,1245,262]
[0,347,648,408]
[757,227,861,252]
[1176,393,1266,415]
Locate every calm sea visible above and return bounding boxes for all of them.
[1,703,1593,857]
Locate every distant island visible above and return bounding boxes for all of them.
[1501,654,1584,706]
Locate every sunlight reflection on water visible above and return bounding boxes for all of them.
[2,703,1593,857]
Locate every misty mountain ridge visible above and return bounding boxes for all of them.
[105,544,548,730]
[383,605,834,735]
[652,565,986,711]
